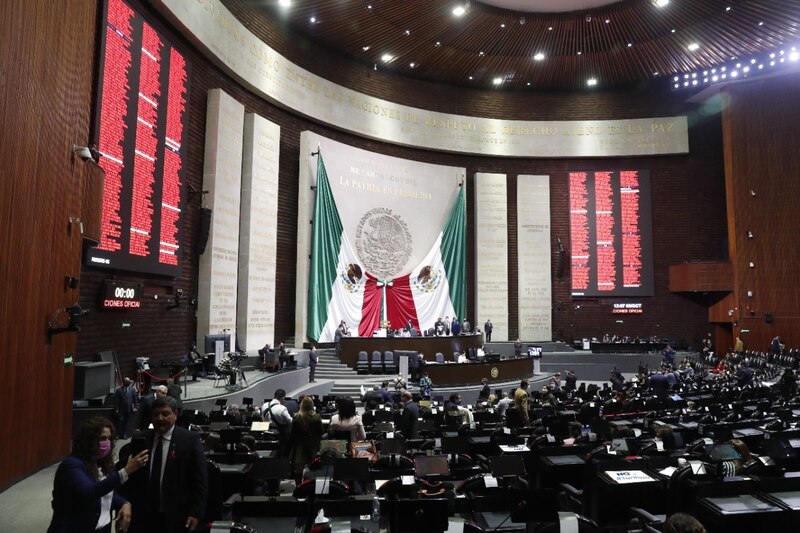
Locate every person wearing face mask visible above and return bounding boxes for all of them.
[48,416,149,533]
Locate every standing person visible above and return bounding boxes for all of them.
[138,385,167,430]
[419,371,433,399]
[115,377,138,439]
[734,336,744,355]
[308,346,318,383]
[451,317,461,336]
[771,336,783,355]
[484,319,493,342]
[462,318,471,334]
[263,389,293,457]
[119,396,208,533]
[514,338,522,357]
[328,396,366,441]
[289,397,323,483]
[399,391,419,439]
[478,378,491,402]
[564,370,577,393]
[48,416,149,533]
[514,379,530,425]
[662,344,676,367]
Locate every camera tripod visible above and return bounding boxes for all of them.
[225,353,249,390]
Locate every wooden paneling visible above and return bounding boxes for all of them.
[669,262,733,293]
[0,0,99,490]
[80,162,105,246]
[721,74,800,351]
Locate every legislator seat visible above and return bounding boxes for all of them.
[384,351,397,374]
[435,352,445,364]
[371,351,383,373]
[356,351,370,374]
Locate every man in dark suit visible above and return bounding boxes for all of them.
[138,385,167,430]
[399,390,419,439]
[120,396,208,533]
[308,346,318,382]
[115,377,138,438]
[484,319,493,342]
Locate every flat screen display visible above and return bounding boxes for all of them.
[88,0,190,277]
[569,170,654,297]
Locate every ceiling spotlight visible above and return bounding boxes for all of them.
[750,189,756,196]
[749,262,755,268]
[652,0,669,7]
[548,26,553,31]
[587,78,598,86]
[500,23,506,28]
[790,51,800,61]
[577,51,582,55]
[381,53,394,62]
[404,29,410,36]
[747,230,754,239]
[585,14,592,22]
[687,43,700,51]
[671,28,676,33]
[453,6,466,17]
[435,41,441,47]
[493,77,503,85]
[605,19,610,24]
[362,46,370,51]
[726,6,731,12]
[468,75,473,80]
[519,17,526,25]
[758,21,764,26]
[310,17,316,23]
[627,43,633,48]
[409,62,416,68]
[479,51,485,56]
[278,0,291,6]
[534,53,545,61]
[747,290,753,297]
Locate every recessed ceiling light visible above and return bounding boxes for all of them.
[435,41,441,47]
[493,77,503,85]
[362,46,370,51]
[453,6,466,17]
[279,0,291,6]
[527,82,531,86]
[791,51,800,61]
[653,71,659,76]
[687,43,700,51]
[404,29,410,36]
[605,19,610,24]
[587,78,598,86]
[310,17,316,23]
[653,0,669,7]
[726,6,731,12]
[409,62,416,68]
[627,43,633,47]
[548,26,553,31]
[479,51,485,56]
[500,23,506,28]
[367,4,372,9]
[534,53,545,61]
[381,53,393,62]
[469,75,474,80]
[671,29,676,33]
[758,21,764,26]
[577,51,582,55]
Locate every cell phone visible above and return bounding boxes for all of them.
[130,434,148,455]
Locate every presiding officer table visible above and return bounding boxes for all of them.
[338,335,534,386]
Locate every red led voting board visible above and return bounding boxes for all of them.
[569,170,654,297]
[87,0,189,277]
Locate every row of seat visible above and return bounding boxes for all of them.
[355,350,399,374]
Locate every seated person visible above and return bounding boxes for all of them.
[457,352,468,363]
[444,393,473,425]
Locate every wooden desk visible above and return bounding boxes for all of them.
[423,357,534,387]
[338,335,484,366]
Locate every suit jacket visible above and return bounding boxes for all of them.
[138,394,156,430]
[48,456,127,533]
[399,400,419,439]
[115,385,137,414]
[120,426,208,533]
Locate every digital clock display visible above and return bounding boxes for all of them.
[103,280,144,309]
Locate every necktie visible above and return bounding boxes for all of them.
[148,437,163,512]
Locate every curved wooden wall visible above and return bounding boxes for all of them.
[0,0,100,490]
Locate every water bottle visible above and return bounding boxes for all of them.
[371,496,381,522]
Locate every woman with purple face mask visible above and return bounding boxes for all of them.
[48,416,149,533]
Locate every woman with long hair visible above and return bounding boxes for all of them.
[328,396,366,442]
[48,416,149,533]
[288,397,324,482]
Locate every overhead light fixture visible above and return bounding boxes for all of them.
[587,78,597,86]
[310,17,316,23]
[493,77,503,85]
[688,43,700,51]
[278,0,291,7]
[362,46,370,51]
[409,62,416,68]
[652,0,669,7]
[381,53,394,63]
[605,19,610,24]
[533,53,545,61]
[404,29,410,36]
[548,26,553,31]
[747,230,754,239]
[453,6,466,17]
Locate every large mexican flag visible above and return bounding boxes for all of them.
[307,153,465,342]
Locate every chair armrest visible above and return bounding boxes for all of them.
[629,507,664,525]
[558,482,583,498]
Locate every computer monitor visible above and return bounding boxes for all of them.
[333,457,370,483]
[509,489,559,523]
[395,497,449,532]
[380,438,406,455]
[253,457,291,481]
[218,427,242,448]
[204,333,230,354]
[414,455,450,477]
[490,455,527,478]
[527,345,543,358]
[441,436,469,455]
[319,439,348,459]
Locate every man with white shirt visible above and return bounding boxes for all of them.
[121,396,207,532]
[263,389,292,457]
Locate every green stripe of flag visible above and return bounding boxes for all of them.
[441,186,466,320]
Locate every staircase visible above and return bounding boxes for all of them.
[314,349,386,408]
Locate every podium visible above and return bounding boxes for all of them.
[528,345,543,375]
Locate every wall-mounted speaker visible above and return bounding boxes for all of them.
[765,313,773,324]
[198,207,212,255]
